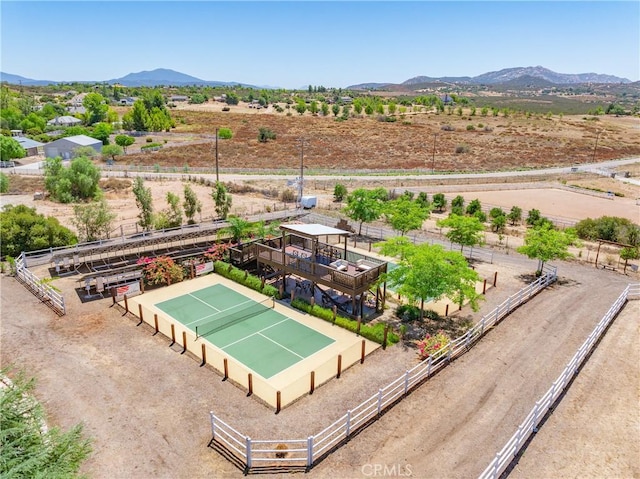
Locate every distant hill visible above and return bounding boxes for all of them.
[0,72,57,86]
[347,66,631,90]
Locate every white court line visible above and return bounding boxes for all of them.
[186,292,222,312]
[184,297,259,328]
[257,331,305,359]
[219,317,289,350]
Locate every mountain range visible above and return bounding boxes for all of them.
[0,66,632,89]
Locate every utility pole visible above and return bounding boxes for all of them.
[432,133,437,173]
[215,128,219,183]
[297,138,308,207]
[592,130,601,163]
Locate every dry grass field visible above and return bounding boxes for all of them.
[120,106,640,172]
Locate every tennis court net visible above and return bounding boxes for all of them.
[195,296,274,338]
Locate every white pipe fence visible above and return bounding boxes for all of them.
[14,252,66,315]
[209,265,559,471]
[478,282,640,479]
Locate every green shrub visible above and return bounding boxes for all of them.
[218,128,233,139]
[396,304,421,322]
[141,142,163,150]
[213,260,279,297]
[146,137,153,143]
[291,297,399,345]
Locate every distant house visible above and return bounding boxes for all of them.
[67,106,86,115]
[44,135,102,159]
[15,137,45,157]
[340,96,353,104]
[440,94,454,105]
[169,95,188,102]
[47,116,82,127]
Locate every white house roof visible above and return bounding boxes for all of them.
[63,135,101,146]
[280,223,351,237]
[47,116,82,125]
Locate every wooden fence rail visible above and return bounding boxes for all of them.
[209,265,560,471]
[478,282,640,479]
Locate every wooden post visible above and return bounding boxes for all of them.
[310,296,315,307]
[483,279,487,294]
[228,263,233,273]
[182,331,187,354]
[190,263,195,279]
[291,289,296,303]
[244,270,248,280]
[223,358,229,380]
[201,344,207,366]
[138,304,144,325]
[445,304,449,316]
[356,316,361,336]
[140,278,145,293]
[332,305,337,323]
[360,340,366,364]
[493,271,498,287]
[337,354,342,378]
[170,324,175,346]
[261,278,265,290]
[382,325,389,350]
[368,242,372,252]
[111,286,116,304]
[154,314,159,334]
[310,371,315,394]
[276,391,281,414]
[247,373,253,396]
[124,294,129,313]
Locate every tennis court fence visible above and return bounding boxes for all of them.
[209,264,559,472]
[14,252,66,315]
[479,282,640,479]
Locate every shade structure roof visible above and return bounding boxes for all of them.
[279,223,351,238]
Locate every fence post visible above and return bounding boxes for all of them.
[346,410,351,438]
[492,452,501,478]
[515,425,524,455]
[154,314,159,334]
[210,412,215,439]
[427,355,433,376]
[480,316,486,335]
[377,389,383,416]
[307,436,314,468]
[493,271,498,287]
[404,371,409,394]
[182,331,187,354]
[360,340,366,364]
[246,437,252,469]
[465,330,471,349]
[337,354,342,378]
[532,401,541,432]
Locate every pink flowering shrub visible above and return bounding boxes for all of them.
[418,330,451,360]
[138,256,184,286]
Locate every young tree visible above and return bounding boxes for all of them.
[620,247,640,274]
[257,127,276,143]
[383,196,430,236]
[491,214,507,234]
[432,193,446,212]
[0,368,92,477]
[378,238,483,319]
[321,102,330,116]
[332,104,340,117]
[0,135,25,161]
[101,144,123,163]
[437,214,485,252]
[343,187,387,235]
[295,100,307,115]
[223,216,252,242]
[212,181,232,219]
[507,206,522,226]
[115,134,135,152]
[465,198,482,216]
[253,219,280,240]
[72,199,116,242]
[333,183,347,202]
[451,194,465,215]
[132,177,154,231]
[182,183,202,224]
[517,223,579,274]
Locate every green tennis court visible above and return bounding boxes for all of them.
[155,284,335,379]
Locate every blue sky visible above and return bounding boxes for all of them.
[1,1,638,88]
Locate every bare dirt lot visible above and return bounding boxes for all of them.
[1,256,637,479]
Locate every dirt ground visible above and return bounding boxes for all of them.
[1,243,638,478]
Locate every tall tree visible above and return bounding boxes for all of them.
[132,177,154,231]
[0,368,92,477]
[517,223,579,274]
[82,92,108,125]
[378,238,483,319]
[72,199,117,241]
[212,181,232,219]
[437,214,485,252]
[343,188,388,235]
[115,134,135,153]
[44,156,101,203]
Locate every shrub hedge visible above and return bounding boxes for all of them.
[291,297,399,345]
[213,260,279,298]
